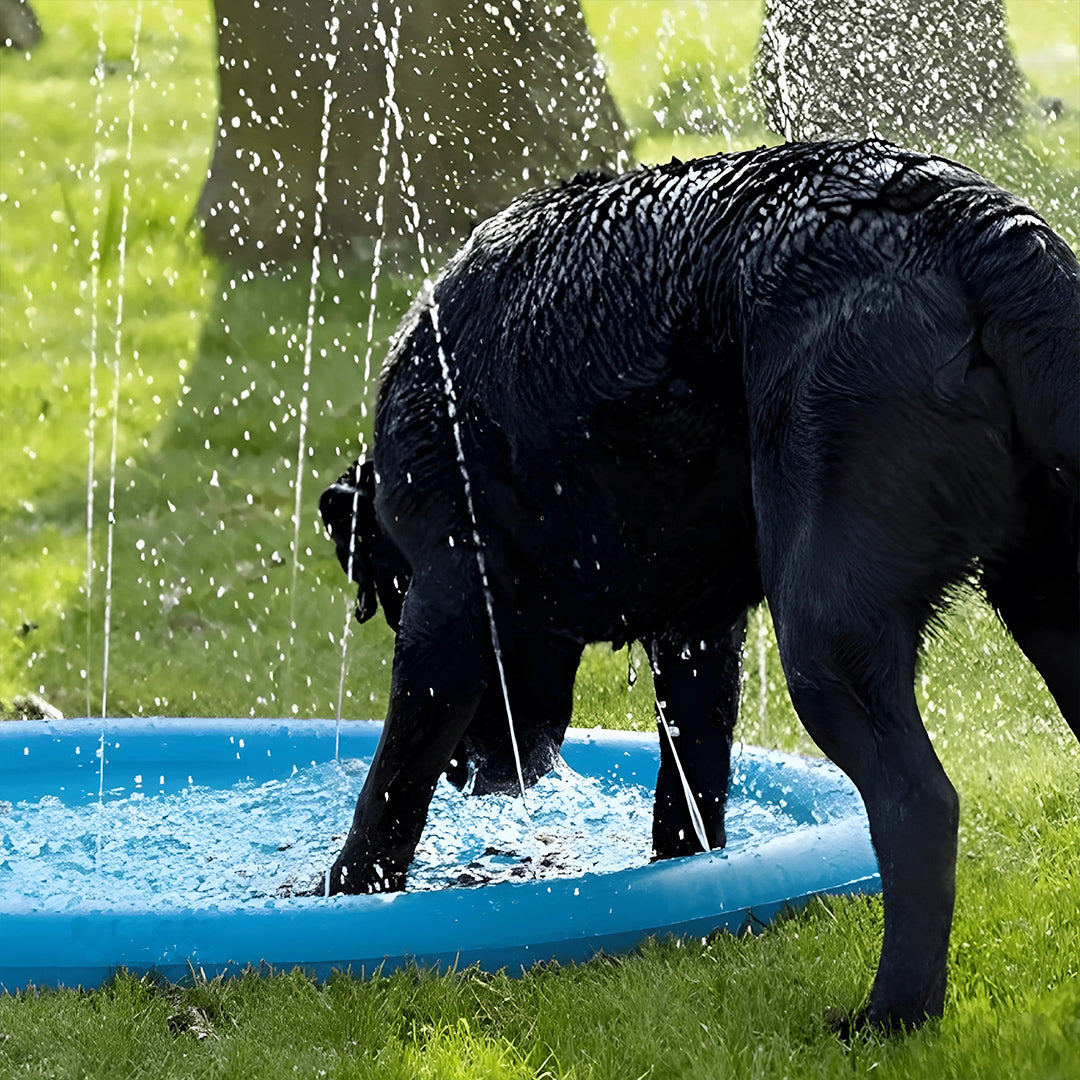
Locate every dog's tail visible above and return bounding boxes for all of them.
[319,458,410,629]
[959,194,1080,490]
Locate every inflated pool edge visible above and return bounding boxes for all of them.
[0,718,880,992]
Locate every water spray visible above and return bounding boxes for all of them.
[85,2,106,725]
[290,2,342,717]
[333,1,405,738]
[100,1,142,721]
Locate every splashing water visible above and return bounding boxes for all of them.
[0,756,642,910]
[1,745,832,911]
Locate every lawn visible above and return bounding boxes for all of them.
[0,2,1077,1077]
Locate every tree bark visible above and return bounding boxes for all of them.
[197,0,629,266]
[753,0,1022,144]
[0,0,42,50]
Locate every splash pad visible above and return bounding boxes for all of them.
[1,718,878,992]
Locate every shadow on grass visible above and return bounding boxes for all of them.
[17,260,418,721]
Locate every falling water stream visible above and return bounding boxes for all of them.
[84,9,105,727]
[99,1,142,722]
[327,3,532,805]
[333,1,407,741]
[648,647,710,852]
[84,8,106,805]
[87,1,142,865]
[429,301,529,802]
[288,3,340,714]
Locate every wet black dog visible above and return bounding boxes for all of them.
[321,140,1079,1032]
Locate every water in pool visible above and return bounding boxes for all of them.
[1,750,806,911]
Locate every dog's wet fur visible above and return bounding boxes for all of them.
[320,140,1079,1032]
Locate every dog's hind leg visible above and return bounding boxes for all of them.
[329,554,490,895]
[745,272,1039,1029]
[756,518,959,1031]
[648,615,747,858]
[747,365,982,1029]
[770,607,956,1033]
[445,628,584,795]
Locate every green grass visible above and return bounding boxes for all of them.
[1,1,1078,1077]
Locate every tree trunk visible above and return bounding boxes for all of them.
[753,0,1022,144]
[0,0,42,50]
[197,0,629,266]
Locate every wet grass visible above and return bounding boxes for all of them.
[1,1,1078,1077]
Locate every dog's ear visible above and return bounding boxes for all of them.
[319,460,379,622]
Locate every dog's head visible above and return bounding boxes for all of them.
[319,459,379,623]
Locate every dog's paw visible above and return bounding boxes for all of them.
[826,1004,927,1042]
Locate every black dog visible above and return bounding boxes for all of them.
[320,140,1079,1032]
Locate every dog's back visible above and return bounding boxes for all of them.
[334,141,1078,650]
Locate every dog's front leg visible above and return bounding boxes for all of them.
[329,569,487,895]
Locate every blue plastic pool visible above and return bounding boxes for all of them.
[0,718,879,992]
